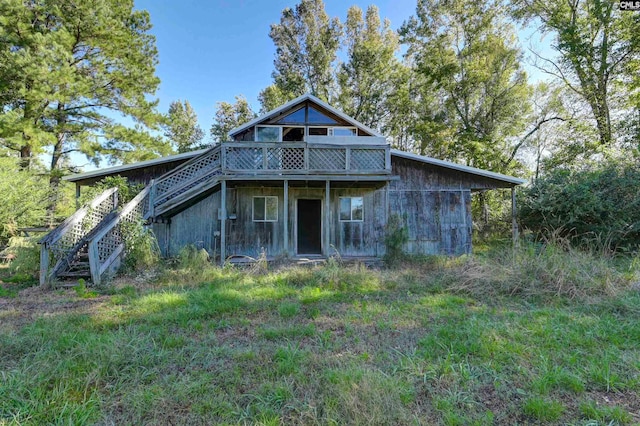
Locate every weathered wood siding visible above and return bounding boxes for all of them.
[226,186,285,258]
[330,187,386,257]
[153,191,221,257]
[389,157,474,255]
[391,156,512,191]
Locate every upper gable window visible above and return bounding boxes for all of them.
[331,127,357,137]
[308,106,339,124]
[275,107,305,124]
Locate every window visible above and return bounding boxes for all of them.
[275,107,306,124]
[331,127,357,136]
[307,106,339,124]
[253,196,278,222]
[256,126,281,142]
[339,197,363,221]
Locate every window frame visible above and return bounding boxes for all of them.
[330,127,358,137]
[252,196,279,222]
[255,125,282,142]
[339,196,364,222]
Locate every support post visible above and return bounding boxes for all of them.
[325,180,330,256]
[39,245,50,287]
[283,180,289,255]
[75,183,81,209]
[220,180,227,265]
[511,187,518,247]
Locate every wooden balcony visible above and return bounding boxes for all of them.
[221,141,391,176]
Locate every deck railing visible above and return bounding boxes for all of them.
[39,188,118,286]
[87,183,153,286]
[221,142,390,175]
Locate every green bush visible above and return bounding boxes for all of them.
[519,161,640,252]
[384,214,409,266]
[4,236,40,280]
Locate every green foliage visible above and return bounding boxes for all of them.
[0,157,50,245]
[383,214,408,266]
[1,253,638,424]
[74,278,97,299]
[4,236,40,280]
[0,0,170,212]
[522,397,565,421]
[79,176,142,207]
[164,100,205,153]
[177,244,211,271]
[261,0,342,105]
[210,95,256,142]
[336,5,401,129]
[447,241,630,301]
[511,0,640,147]
[121,220,160,272]
[401,0,532,173]
[520,161,640,252]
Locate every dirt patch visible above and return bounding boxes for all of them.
[0,285,110,333]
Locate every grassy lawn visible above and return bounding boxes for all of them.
[1,251,639,425]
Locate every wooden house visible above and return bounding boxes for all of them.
[42,94,524,285]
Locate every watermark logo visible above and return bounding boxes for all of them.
[620,0,640,10]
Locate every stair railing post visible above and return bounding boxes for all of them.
[39,244,50,287]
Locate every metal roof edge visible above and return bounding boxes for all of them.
[390,149,527,185]
[63,148,208,182]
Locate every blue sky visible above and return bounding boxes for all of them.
[135,0,419,135]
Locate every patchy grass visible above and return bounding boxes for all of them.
[1,245,639,425]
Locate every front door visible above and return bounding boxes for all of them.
[297,199,322,254]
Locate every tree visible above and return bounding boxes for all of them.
[336,5,401,130]
[210,96,256,143]
[164,100,205,153]
[0,0,170,221]
[260,0,342,109]
[401,0,532,173]
[511,0,640,147]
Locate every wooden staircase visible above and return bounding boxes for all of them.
[40,145,223,286]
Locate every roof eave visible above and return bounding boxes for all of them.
[390,149,527,186]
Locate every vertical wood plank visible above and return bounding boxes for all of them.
[325,180,330,255]
[88,241,101,286]
[220,180,227,265]
[284,180,289,255]
[75,184,81,209]
[512,187,518,247]
[39,245,49,287]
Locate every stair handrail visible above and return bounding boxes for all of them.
[87,183,153,286]
[153,144,222,204]
[39,187,118,286]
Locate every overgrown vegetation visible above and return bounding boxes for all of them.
[1,243,638,424]
[383,213,409,266]
[520,161,640,253]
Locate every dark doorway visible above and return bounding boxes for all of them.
[297,199,322,254]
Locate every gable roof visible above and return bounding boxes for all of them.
[64,147,525,187]
[229,93,384,138]
[391,149,526,186]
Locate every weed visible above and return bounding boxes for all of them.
[523,396,565,421]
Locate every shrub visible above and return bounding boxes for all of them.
[519,161,640,253]
[121,221,160,272]
[384,214,408,266]
[4,236,40,280]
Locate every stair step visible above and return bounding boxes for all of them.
[57,271,91,278]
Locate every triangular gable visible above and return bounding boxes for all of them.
[228,93,383,138]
